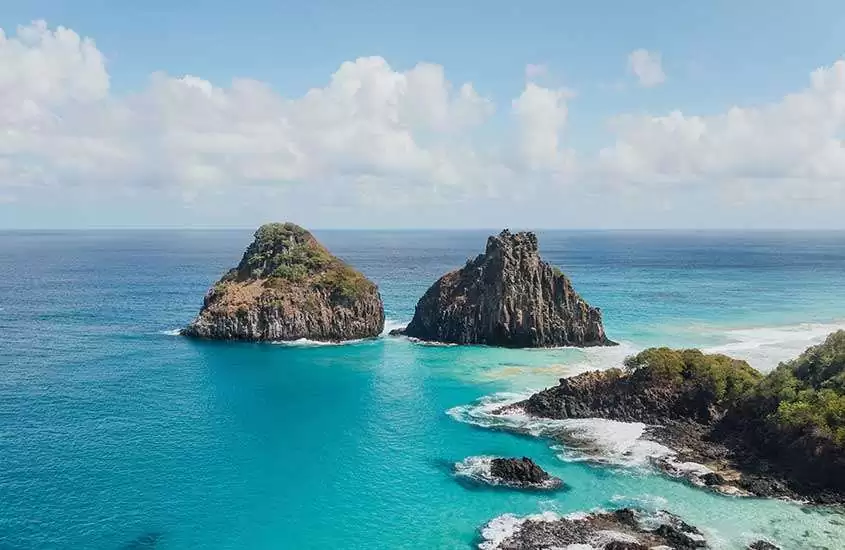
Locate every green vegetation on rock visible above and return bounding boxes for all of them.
[623,347,762,406]
[231,222,374,299]
[745,330,845,444]
[627,332,845,448]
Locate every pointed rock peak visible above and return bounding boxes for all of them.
[396,228,614,347]
[485,229,539,256]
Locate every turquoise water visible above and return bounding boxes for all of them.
[2,230,845,549]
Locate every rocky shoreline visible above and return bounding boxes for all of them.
[503,345,845,504]
[479,507,781,550]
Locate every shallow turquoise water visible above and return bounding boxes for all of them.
[2,230,845,549]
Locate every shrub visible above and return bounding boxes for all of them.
[624,347,761,406]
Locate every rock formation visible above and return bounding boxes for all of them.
[393,229,613,347]
[182,223,384,341]
[479,508,708,550]
[454,456,562,490]
[489,457,561,489]
[503,344,845,503]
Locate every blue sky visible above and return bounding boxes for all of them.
[2,1,845,228]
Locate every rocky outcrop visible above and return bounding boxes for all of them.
[479,508,708,550]
[504,345,845,503]
[394,229,613,347]
[489,457,561,489]
[182,223,384,342]
[454,456,562,490]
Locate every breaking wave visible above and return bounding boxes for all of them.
[447,393,672,470]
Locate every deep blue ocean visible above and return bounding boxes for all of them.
[2,230,845,549]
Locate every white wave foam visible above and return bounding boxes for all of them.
[448,393,672,470]
[381,318,407,336]
[479,511,560,550]
[454,455,495,482]
[610,493,669,511]
[479,510,650,550]
[703,320,845,372]
[159,328,182,336]
[271,337,366,347]
[550,419,672,468]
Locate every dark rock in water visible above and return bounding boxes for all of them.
[454,456,562,490]
[748,541,780,550]
[700,472,726,486]
[479,508,708,550]
[182,223,384,342]
[489,457,562,489]
[395,229,613,347]
[122,532,163,549]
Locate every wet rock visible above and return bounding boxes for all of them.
[700,472,726,486]
[748,541,780,550]
[479,508,710,550]
[454,456,562,490]
[489,457,562,489]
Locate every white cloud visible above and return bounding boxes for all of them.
[599,60,845,186]
[627,49,666,88]
[512,83,575,172]
[0,22,495,198]
[3,21,845,228]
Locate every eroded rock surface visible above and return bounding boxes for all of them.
[479,508,708,550]
[395,230,613,347]
[183,223,384,342]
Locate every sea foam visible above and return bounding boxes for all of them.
[703,320,845,372]
[447,393,672,470]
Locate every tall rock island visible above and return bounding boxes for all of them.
[394,230,613,347]
[182,223,384,342]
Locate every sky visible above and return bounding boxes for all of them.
[2,0,845,229]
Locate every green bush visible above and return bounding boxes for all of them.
[749,331,845,444]
[624,347,761,406]
[313,264,372,299]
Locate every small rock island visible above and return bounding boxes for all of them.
[454,456,563,490]
[488,457,563,490]
[182,223,384,342]
[393,229,613,347]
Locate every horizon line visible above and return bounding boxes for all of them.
[3,226,845,232]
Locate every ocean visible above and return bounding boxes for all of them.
[2,229,845,549]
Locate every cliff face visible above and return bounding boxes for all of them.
[182,223,384,341]
[398,230,612,347]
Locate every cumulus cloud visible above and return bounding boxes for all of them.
[0,22,495,198]
[512,83,575,172]
[3,21,845,228]
[599,60,845,186]
[627,49,666,88]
